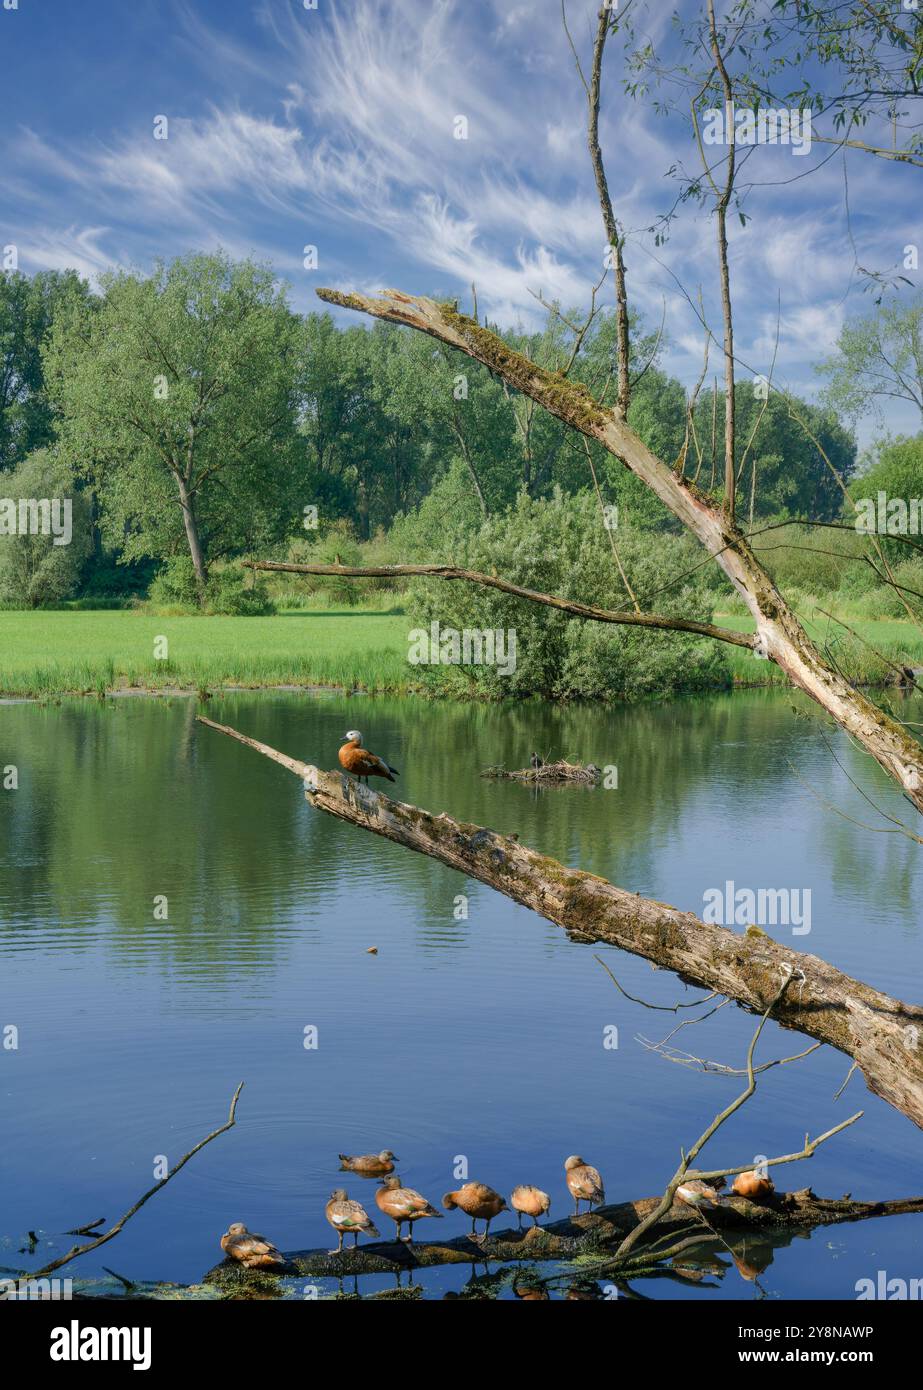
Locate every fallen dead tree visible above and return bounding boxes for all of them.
[196,716,923,1131]
[199,1187,923,1285]
[481,759,601,784]
[279,288,923,816]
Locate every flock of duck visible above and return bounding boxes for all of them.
[219,1147,775,1269]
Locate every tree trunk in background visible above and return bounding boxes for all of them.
[175,473,207,599]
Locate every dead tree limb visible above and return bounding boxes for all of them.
[308,286,923,813]
[243,560,754,650]
[195,717,923,1131]
[586,3,632,418]
[31,1083,245,1278]
[612,972,860,1260]
[704,0,738,518]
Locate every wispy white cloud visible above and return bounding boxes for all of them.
[0,0,917,444]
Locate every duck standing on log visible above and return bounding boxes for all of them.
[375,1176,443,1243]
[442,1181,508,1240]
[564,1155,605,1215]
[510,1184,551,1230]
[325,1189,380,1254]
[338,730,399,786]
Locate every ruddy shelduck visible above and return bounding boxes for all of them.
[510,1184,551,1230]
[564,1156,605,1215]
[442,1181,508,1239]
[338,1149,398,1176]
[732,1170,775,1200]
[338,730,399,785]
[220,1223,286,1270]
[375,1176,443,1243]
[325,1189,380,1254]
[676,1179,721,1208]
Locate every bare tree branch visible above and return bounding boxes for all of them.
[31,1083,245,1278]
[244,558,755,648]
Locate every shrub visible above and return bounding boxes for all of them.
[147,555,200,608]
[204,567,276,616]
[405,489,730,700]
[0,449,92,607]
[147,556,276,614]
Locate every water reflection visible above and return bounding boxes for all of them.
[1,688,921,1296]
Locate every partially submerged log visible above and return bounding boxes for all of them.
[196,716,923,1130]
[200,1188,923,1284]
[481,759,601,784]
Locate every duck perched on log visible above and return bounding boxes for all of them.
[442,1181,508,1239]
[338,730,399,785]
[325,1190,380,1253]
[220,1223,286,1269]
[564,1155,605,1214]
[510,1184,551,1229]
[732,1170,775,1200]
[676,1179,722,1209]
[375,1176,443,1242]
[338,1149,398,1176]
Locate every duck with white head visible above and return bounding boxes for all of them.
[338,730,399,786]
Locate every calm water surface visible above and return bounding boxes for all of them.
[1,689,921,1299]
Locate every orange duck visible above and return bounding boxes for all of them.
[442,1181,508,1239]
[732,1170,776,1200]
[338,1149,398,1177]
[338,730,399,786]
[510,1184,551,1230]
[324,1190,380,1254]
[564,1156,605,1215]
[375,1176,443,1243]
[220,1223,286,1270]
[675,1179,721,1208]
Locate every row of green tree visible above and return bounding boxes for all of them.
[0,251,919,610]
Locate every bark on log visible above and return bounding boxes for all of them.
[196,716,923,1131]
[200,1188,923,1283]
[312,287,923,814]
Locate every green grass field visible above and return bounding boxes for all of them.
[1,605,921,698]
[719,612,923,686]
[0,608,412,698]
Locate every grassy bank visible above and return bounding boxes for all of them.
[0,608,413,698]
[1,606,921,699]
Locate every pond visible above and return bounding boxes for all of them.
[1,688,921,1299]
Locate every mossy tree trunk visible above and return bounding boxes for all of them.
[197,717,923,1132]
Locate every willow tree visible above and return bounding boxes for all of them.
[44,252,306,601]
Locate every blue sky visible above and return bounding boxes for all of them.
[1,0,918,447]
